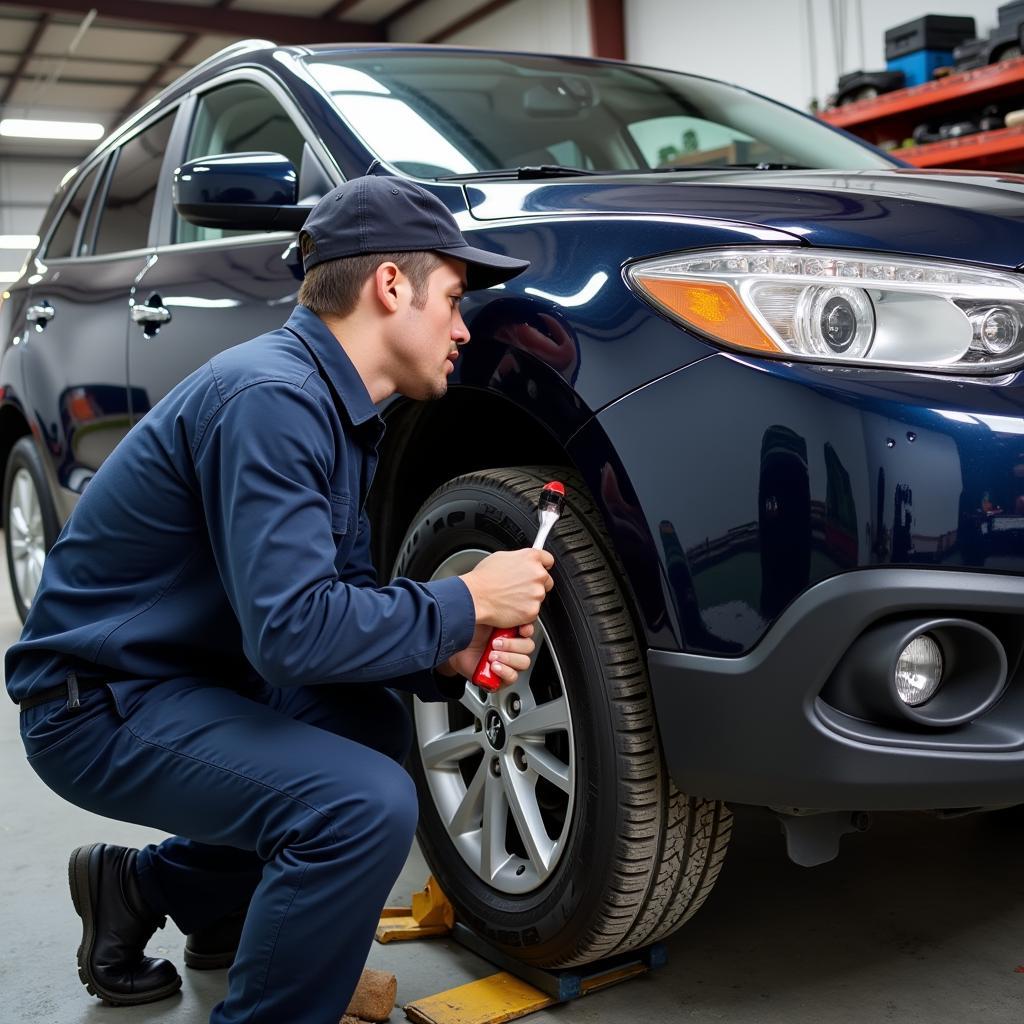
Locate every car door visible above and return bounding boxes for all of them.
[21,110,178,501]
[128,73,336,420]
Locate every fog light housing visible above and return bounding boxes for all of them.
[894,635,943,706]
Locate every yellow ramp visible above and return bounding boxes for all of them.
[405,972,555,1024]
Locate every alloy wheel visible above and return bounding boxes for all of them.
[416,548,576,895]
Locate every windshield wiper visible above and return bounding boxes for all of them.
[640,162,813,172]
[436,164,600,181]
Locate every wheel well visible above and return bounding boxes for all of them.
[0,405,31,498]
[369,390,573,575]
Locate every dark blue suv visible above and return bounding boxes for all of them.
[3,40,1024,969]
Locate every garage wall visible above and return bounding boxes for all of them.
[0,157,68,280]
[389,0,591,55]
[625,0,1002,112]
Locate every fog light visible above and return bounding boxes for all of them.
[894,635,943,706]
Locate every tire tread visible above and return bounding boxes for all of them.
[430,466,731,967]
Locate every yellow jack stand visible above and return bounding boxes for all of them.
[375,878,667,1024]
[376,876,455,943]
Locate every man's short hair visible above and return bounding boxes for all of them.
[297,232,442,318]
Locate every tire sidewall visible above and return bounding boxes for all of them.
[396,478,635,963]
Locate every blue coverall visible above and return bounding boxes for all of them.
[7,304,476,1024]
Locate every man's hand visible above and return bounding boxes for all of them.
[459,549,554,627]
[439,622,537,684]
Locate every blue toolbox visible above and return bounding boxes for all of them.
[885,15,977,86]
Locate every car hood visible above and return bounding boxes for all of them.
[464,168,1024,270]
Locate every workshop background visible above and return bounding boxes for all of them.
[2,0,1021,285]
[4,1,1024,1022]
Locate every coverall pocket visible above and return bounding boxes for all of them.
[22,685,116,761]
[329,491,352,536]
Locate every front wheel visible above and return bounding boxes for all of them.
[4,437,59,622]
[394,467,731,968]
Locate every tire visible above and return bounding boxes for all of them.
[4,436,60,622]
[394,466,732,967]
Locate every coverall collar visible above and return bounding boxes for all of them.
[285,304,383,432]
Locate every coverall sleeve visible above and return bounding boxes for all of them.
[341,505,468,701]
[193,379,476,691]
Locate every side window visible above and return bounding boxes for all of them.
[177,81,306,244]
[93,113,175,256]
[45,162,101,260]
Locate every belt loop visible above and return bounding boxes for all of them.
[66,670,81,712]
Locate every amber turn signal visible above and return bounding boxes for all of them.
[632,275,781,354]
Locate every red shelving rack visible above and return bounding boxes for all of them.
[820,55,1024,170]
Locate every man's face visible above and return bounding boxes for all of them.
[391,256,470,401]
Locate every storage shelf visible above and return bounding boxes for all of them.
[897,124,1024,168]
[821,55,1024,134]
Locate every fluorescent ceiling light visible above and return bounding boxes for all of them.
[0,118,104,141]
[0,235,39,249]
[0,271,21,283]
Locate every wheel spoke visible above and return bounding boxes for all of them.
[521,741,571,793]
[16,474,35,522]
[420,725,483,769]
[480,770,510,881]
[14,558,28,595]
[458,684,486,720]
[449,759,487,835]
[508,695,570,738]
[503,762,555,875]
[9,504,29,538]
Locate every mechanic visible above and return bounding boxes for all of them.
[5,175,554,1024]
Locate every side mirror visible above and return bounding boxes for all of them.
[173,151,312,231]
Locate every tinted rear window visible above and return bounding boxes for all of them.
[46,162,101,260]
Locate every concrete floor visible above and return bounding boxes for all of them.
[3,550,1024,1023]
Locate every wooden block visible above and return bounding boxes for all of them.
[346,968,397,1022]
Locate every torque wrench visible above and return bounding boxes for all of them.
[472,481,566,691]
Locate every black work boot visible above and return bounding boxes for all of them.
[184,908,246,970]
[68,843,182,1006]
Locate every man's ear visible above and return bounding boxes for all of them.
[374,261,402,313]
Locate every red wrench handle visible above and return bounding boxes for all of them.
[472,627,519,691]
[470,480,565,692]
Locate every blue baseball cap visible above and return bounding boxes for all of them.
[300,175,529,291]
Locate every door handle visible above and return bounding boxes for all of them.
[131,302,171,326]
[26,302,55,327]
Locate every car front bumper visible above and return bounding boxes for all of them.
[649,567,1024,810]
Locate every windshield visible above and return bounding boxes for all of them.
[304,51,893,177]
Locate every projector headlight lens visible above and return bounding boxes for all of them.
[627,248,1024,373]
[894,635,943,706]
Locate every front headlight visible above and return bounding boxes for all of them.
[627,247,1024,373]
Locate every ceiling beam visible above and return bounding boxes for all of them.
[0,49,193,71]
[0,13,51,108]
[320,0,366,17]
[0,0,385,45]
[0,72,142,90]
[425,0,516,44]
[119,0,235,117]
[588,0,624,59]
[382,0,430,30]
[118,32,195,114]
